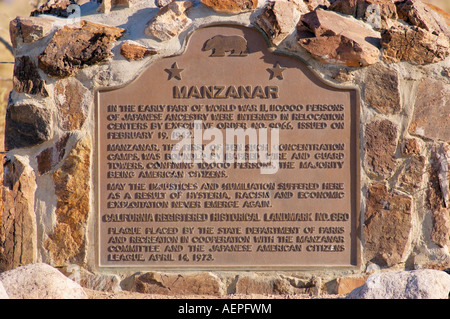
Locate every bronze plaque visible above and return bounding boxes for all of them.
[97,25,359,269]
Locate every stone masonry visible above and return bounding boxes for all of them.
[1,0,449,296]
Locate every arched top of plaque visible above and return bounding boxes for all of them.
[98,25,360,105]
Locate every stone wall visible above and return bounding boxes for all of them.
[1,0,449,296]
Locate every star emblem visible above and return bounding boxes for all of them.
[165,62,184,80]
[268,62,286,80]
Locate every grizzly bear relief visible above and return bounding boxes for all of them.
[202,35,248,57]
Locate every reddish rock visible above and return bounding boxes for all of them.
[329,0,397,29]
[45,136,91,266]
[409,79,450,141]
[5,103,52,150]
[0,156,37,272]
[132,272,224,296]
[427,144,449,217]
[235,275,295,295]
[145,1,193,41]
[396,0,449,37]
[334,276,369,295]
[381,24,450,64]
[38,20,125,78]
[297,9,381,66]
[201,0,257,13]
[401,138,421,156]
[363,63,400,114]
[254,0,297,45]
[303,0,330,10]
[9,16,54,48]
[13,56,48,97]
[36,133,71,175]
[364,183,413,267]
[364,119,398,178]
[395,155,425,193]
[431,208,450,248]
[54,78,90,131]
[329,0,358,15]
[120,40,157,61]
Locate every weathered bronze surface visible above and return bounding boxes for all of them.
[97,25,359,269]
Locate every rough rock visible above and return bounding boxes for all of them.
[13,56,48,97]
[97,0,140,14]
[145,1,193,41]
[396,0,449,37]
[235,274,295,294]
[0,281,8,299]
[4,103,52,150]
[54,78,90,131]
[329,276,368,295]
[36,133,71,175]
[0,156,37,272]
[31,0,73,17]
[132,272,224,296]
[303,0,330,11]
[381,24,450,64]
[364,183,412,267]
[9,16,54,48]
[120,40,157,61]
[156,0,173,7]
[364,119,398,178]
[254,0,297,45]
[409,79,450,141]
[363,63,400,114]
[297,9,381,66]
[346,269,450,299]
[329,0,397,29]
[328,0,358,16]
[64,264,121,293]
[431,208,450,248]
[0,263,88,299]
[401,138,421,156]
[201,0,257,14]
[395,155,425,193]
[428,145,450,248]
[38,20,125,78]
[45,136,91,266]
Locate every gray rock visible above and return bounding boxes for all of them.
[5,103,52,150]
[0,281,9,299]
[346,269,450,299]
[0,263,88,299]
[13,56,48,97]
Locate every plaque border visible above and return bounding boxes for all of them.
[94,24,361,271]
